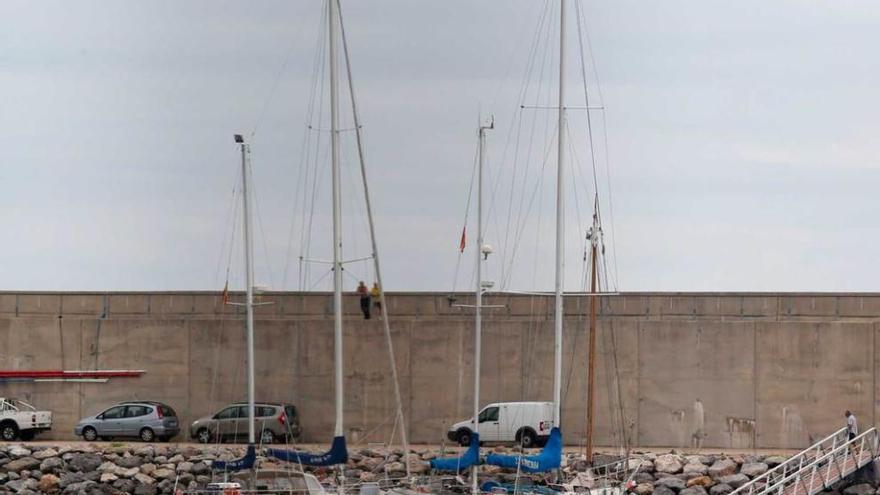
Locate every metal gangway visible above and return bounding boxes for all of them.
[731,427,880,495]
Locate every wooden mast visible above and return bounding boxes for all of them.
[585,209,599,465]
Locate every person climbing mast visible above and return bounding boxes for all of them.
[357,281,371,320]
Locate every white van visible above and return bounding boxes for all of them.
[446,401,554,448]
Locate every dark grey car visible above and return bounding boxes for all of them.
[74,401,180,442]
[189,402,300,444]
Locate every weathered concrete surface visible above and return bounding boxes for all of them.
[0,291,878,448]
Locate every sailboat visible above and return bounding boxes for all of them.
[266,0,410,478]
[428,119,495,493]
[428,1,579,490]
[207,0,412,492]
[484,0,635,490]
[204,136,330,495]
[482,0,572,478]
[262,0,350,471]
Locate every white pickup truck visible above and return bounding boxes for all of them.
[0,398,52,441]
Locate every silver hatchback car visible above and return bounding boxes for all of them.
[190,402,300,444]
[74,401,180,442]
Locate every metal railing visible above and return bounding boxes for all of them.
[733,428,880,495]
[731,427,846,495]
[548,455,642,494]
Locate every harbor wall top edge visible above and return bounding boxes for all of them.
[1,291,880,319]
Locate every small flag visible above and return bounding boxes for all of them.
[459,226,467,253]
[221,281,230,305]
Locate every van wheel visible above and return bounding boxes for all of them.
[0,422,18,441]
[517,428,537,448]
[457,429,472,447]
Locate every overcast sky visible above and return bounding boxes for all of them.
[2,1,880,293]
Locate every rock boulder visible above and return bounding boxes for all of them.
[38,473,60,492]
[718,474,750,489]
[687,476,714,488]
[656,454,684,474]
[657,477,687,490]
[681,486,709,495]
[3,457,40,472]
[708,459,738,478]
[740,462,768,478]
[843,483,876,495]
[635,483,654,495]
[709,484,733,495]
[684,463,709,476]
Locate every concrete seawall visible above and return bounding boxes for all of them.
[0,291,877,449]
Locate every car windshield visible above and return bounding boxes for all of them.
[215,407,239,420]
[159,404,177,417]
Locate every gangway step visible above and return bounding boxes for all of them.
[731,428,879,495]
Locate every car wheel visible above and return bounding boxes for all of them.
[82,426,98,442]
[140,427,156,443]
[518,429,537,448]
[0,423,18,441]
[457,429,472,447]
[260,429,275,445]
[197,428,212,444]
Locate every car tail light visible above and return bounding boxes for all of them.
[156,407,164,419]
[278,411,286,425]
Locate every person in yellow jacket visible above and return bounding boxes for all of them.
[370,282,382,313]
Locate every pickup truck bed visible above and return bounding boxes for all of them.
[0,398,52,441]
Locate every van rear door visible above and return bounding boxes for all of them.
[537,402,555,435]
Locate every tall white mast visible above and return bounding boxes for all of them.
[336,0,411,476]
[236,135,256,445]
[328,0,344,440]
[472,118,492,495]
[553,0,567,429]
